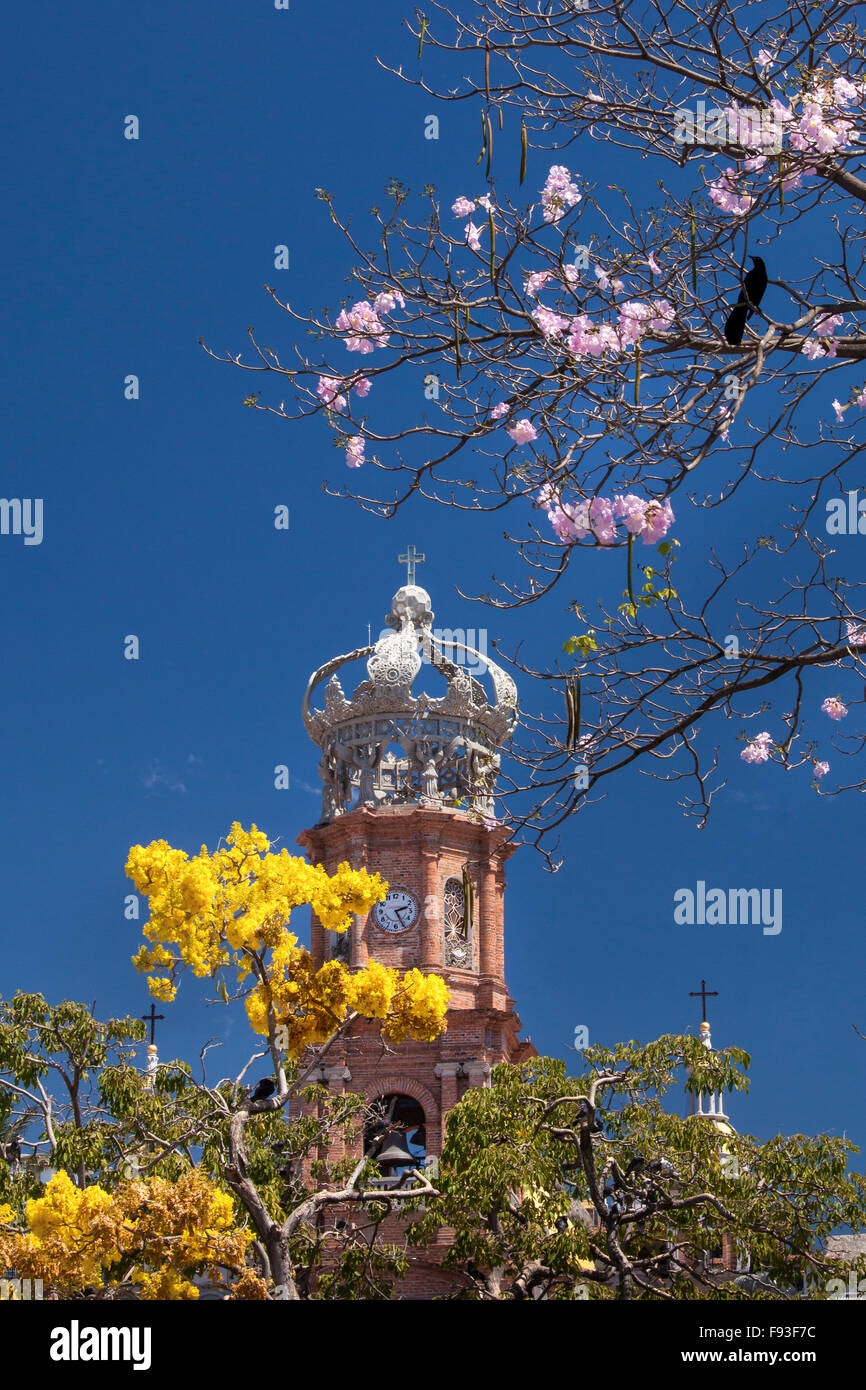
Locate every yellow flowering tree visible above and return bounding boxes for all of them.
[0,1169,250,1299]
[124,822,450,1296]
[127,822,448,1052]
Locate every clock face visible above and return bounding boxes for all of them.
[373,889,419,934]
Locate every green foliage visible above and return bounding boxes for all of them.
[563,631,598,657]
[408,1042,866,1300]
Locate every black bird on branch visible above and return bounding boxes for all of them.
[248,1077,277,1104]
[724,256,768,345]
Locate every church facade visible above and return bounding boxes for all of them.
[296,571,535,1296]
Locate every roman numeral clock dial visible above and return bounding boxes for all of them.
[372,888,419,934]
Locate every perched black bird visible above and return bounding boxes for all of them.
[249,1077,277,1103]
[624,1154,646,1179]
[724,256,768,345]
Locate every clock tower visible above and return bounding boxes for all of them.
[296,566,535,1296]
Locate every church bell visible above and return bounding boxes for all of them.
[375,1129,417,1170]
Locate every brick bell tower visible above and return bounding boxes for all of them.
[296,557,535,1296]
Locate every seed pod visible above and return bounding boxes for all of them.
[565,681,575,749]
[418,14,427,59]
[462,867,475,930]
[571,673,581,748]
[520,115,528,185]
[486,110,493,179]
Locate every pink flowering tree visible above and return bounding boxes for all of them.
[204,1,866,857]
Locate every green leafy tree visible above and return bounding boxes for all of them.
[408,1044,866,1300]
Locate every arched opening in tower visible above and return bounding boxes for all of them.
[364,1093,427,1181]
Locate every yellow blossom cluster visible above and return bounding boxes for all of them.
[127,823,385,997]
[0,1169,251,1300]
[127,823,449,1054]
[245,952,450,1052]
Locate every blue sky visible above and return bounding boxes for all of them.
[2,0,864,1156]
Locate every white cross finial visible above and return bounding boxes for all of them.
[398,544,426,586]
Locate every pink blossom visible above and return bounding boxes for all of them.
[845,620,866,646]
[781,169,805,193]
[612,493,647,534]
[801,337,828,361]
[856,385,866,409]
[562,264,579,286]
[756,48,776,70]
[540,487,673,547]
[533,305,570,339]
[537,486,588,542]
[815,313,844,336]
[354,377,372,398]
[741,731,773,763]
[588,496,617,544]
[790,102,855,156]
[567,316,620,358]
[476,193,494,212]
[617,300,654,347]
[540,165,582,223]
[814,760,830,778]
[804,313,845,361]
[548,504,586,542]
[317,375,347,412]
[345,435,366,468]
[648,298,675,332]
[466,222,482,251]
[508,419,538,445]
[647,253,661,276]
[821,696,848,720]
[717,404,733,442]
[594,264,610,291]
[833,77,860,106]
[708,168,754,216]
[832,399,845,424]
[452,196,475,217]
[642,498,675,543]
[525,271,553,297]
[373,289,406,314]
[335,300,389,354]
[490,401,509,421]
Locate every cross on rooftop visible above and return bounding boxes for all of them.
[398,544,425,587]
[140,1002,164,1045]
[689,978,718,1025]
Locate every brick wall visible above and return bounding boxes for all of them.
[296,802,536,1298]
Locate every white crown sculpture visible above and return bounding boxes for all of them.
[302,583,518,823]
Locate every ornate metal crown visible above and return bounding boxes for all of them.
[302,583,518,823]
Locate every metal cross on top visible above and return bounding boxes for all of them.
[140,1002,164,1045]
[398,544,426,587]
[689,978,719,1024]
